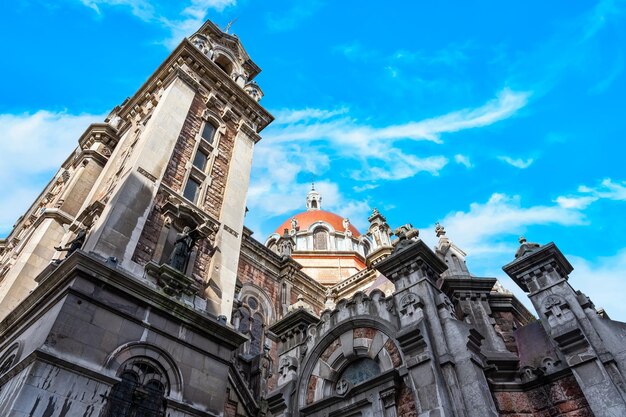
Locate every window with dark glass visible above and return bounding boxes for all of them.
[183,178,201,203]
[192,149,208,171]
[101,360,167,417]
[201,122,216,144]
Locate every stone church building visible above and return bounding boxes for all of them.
[1,19,626,417]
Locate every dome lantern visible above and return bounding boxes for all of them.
[306,183,322,211]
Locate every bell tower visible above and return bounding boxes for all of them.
[0,20,273,320]
[0,20,273,417]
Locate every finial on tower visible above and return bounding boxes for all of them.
[515,236,541,258]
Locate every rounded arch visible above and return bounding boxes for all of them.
[104,342,183,400]
[307,221,334,234]
[296,317,403,407]
[239,283,275,324]
[212,48,240,77]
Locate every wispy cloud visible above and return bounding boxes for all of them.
[497,156,534,169]
[555,178,626,209]
[268,88,530,146]
[433,193,587,257]
[263,88,528,181]
[247,88,530,230]
[79,0,155,20]
[0,111,103,235]
[454,154,473,168]
[77,0,237,49]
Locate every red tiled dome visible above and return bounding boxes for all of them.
[274,210,361,237]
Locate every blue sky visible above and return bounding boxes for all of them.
[1,0,626,318]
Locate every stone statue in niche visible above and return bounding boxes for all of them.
[55,229,87,258]
[168,226,202,272]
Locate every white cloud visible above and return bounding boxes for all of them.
[353,183,379,193]
[246,88,530,236]
[266,88,529,147]
[498,155,534,169]
[454,154,473,168]
[436,193,586,256]
[161,0,237,49]
[0,111,103,235]
[555,195,598,210]
[555,178,626,210]
[272,107,349,125]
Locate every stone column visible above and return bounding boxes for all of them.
[503,241,626,416]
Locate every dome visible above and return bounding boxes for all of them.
[274,210,361,237]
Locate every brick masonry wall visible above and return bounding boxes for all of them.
[160,93,198,195]
[397,381,418,417]
[493,375,593,416]
[492,310,520,354]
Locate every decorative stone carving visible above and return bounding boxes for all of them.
[278,355,299,383]
[335,377,350,395]
[542,295,574,327]
[398,292,423,318]
[145,261,202,297]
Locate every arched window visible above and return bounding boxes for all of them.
[214,55,234,75]
[239,295,267,357]
[313,228,328,250]
[101,359,167,417]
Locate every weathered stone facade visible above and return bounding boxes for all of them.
[2,17,626,417]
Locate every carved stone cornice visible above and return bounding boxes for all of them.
[115,40,273,138]
[78,123,120,153]
[502,242,573,292]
